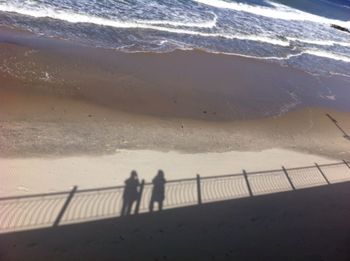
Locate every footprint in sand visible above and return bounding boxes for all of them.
[17,186,29,192]
[26,242,37,248]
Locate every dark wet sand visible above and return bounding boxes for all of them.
[1,26,350,121]
[1,182,350,260]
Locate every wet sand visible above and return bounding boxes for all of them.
[1,26,350,121]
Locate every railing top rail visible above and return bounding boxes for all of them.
[142,177,196,186]
[0,190,71,201]
[199,161,349,178]
[286,161,346,171]
[245,168,283,175]
[201,172,243,180]
[161,177,197,184]
[279,165,316,171]
[76,185,125,193]
[318,161,349,167]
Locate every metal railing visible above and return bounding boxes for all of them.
[1,160,350,233]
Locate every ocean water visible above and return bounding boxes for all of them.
[0,0,350,77]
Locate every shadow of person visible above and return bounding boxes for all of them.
[149,170,166,212]
[121,170,140,216]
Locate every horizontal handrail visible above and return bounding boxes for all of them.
[76,185,125,193]
[161,177,197,184]
[286,161,346,171]
[0,190,71,201]
[246,168,284,175]
[201,172,243,180]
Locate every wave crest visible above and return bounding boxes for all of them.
[0,3,289,46]
[194,0,350,28]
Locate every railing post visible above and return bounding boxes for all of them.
[282,166,295,191]
[134,180,145,214]
[343,160,350,169]
[243,170,253,197]
[53,186,77,227]
[315,163,330,185]
[196,174,202,205]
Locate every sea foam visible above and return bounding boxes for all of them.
[0,0,349,68]
[194,0,350,28]
[0,3,289,47]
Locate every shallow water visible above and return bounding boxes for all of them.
[0,0,350,77]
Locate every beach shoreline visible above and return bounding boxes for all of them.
[1,26,350,121]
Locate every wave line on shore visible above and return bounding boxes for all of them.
[194,0,350,28]
[0,3,290,47]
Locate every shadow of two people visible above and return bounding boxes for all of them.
[121,170,166,216]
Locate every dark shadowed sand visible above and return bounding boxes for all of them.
[1,182,350,260]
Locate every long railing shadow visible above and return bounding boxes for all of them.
[326,113,350,141]
[1,161,350,233]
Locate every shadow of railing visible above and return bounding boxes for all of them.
[0,191,71,232]
[326,113,350,141]
[1,161,350,233]
[139,178,198,212]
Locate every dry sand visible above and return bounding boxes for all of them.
[1,88,350,158]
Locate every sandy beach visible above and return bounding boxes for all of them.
[1,26,350,196]
[0,2,350,258]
